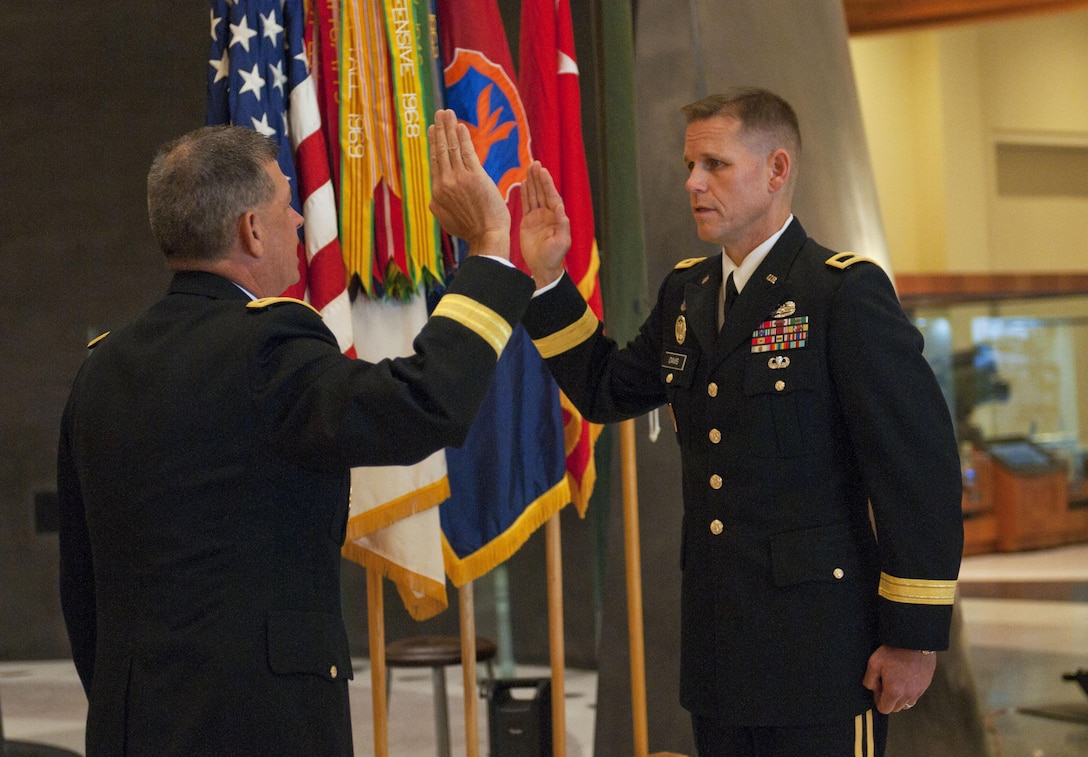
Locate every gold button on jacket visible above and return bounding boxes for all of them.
[710,519,724,535]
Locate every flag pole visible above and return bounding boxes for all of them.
[620,418,688,757]
[459,580,480,757]
[620,419,650,757]
[367,568,389,757]
[546,514,567,757]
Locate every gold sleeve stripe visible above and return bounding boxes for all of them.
[854,710,875,757]
[246,297,322,317]
[87,331,110,349]
[431,294,511,358]
[532,305,599,359]
[878,573,957,606]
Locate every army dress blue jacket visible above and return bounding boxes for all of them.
[58,256,534,756]
[522,218,963,726]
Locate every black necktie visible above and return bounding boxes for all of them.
[721,272,738,329]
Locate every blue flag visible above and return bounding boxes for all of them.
[436,0,572,585]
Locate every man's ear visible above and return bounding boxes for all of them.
[237,210,261,258]
[767,148,791,192]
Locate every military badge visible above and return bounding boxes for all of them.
[751,315,808,353]
[772,301,796,318]
[675,315,687,345]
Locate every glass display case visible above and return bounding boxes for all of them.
[907,292,1088,553]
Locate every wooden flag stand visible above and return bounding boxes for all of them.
[546,515,567,757]
[366,570,484,757]
[459,580,480,757]
[367,568,389,757]
[620,419,688,757]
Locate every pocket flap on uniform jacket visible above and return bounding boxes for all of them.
[267,610,353,681]
[769,522,862,587]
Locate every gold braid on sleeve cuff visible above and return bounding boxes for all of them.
[878,573,957,606]
[431,294,512,358]
[531,305,598,359]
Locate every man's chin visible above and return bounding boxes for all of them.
[692,224,720,245]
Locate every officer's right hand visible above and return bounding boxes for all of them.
[520,161,570,289]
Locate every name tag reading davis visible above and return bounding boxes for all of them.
[663,351,688,371]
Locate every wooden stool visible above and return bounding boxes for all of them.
[385,635,497,757]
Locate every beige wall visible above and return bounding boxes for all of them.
[850,10,1088,273]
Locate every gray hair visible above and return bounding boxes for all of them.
[147,125,280,262]
[682,87,802,159]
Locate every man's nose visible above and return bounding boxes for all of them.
[685,170,704,194]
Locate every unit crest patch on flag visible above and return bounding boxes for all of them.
[443,49,531,202]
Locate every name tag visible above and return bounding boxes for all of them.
[662,351,688,370]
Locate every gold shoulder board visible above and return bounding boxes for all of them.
[825,251,881,270]
[87,331,110,349]
[674,256,707,270]
[246,297,322,318]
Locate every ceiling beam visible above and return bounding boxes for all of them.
[843,0,1088,34]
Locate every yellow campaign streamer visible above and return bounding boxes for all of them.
[340,0,401,292]
[381,0,442,286]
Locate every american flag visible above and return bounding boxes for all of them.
[207,0,354,351]
[208,0,299,201]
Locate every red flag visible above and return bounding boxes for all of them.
[435,0,571,584]
[519,0,603,514]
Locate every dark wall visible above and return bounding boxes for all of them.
[0,2,600,668]
[1,3,201,658]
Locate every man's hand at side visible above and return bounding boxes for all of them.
[863,645,938,714]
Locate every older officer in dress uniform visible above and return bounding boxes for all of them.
[517,88,963,756]
[57,113,532,756]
